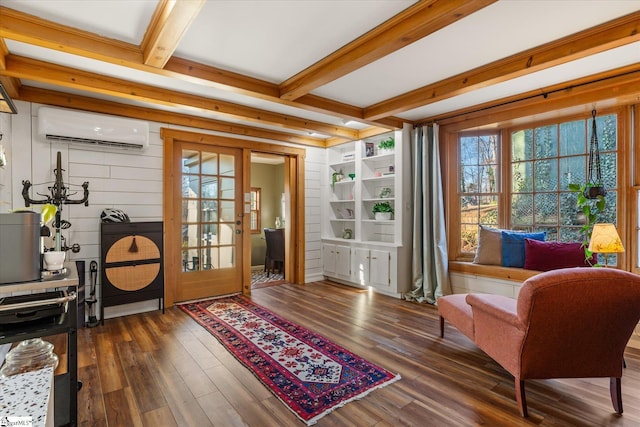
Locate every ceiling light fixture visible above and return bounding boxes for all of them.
[0,84,17,114]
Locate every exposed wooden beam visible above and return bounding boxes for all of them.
[294,93,402,129]
[2,55,358,139]
[17,86,326,147]
[164,56,280,98]
[433,66,640,132]
[0,39,19,97]
[166,57,402,129]
[365,10,640,120]
[0,6,142,63]
[141,0,205,68]
[0,6,399,129]
[0,38,8,70]
[279,0,497,101]
[357,126,396,140]
[324,126,395,147]
[0,75,20,98]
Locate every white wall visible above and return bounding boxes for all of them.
[304,145,324,283]
[0,101,324,318]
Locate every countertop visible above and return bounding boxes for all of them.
[0,262,79,295]
[0,366,54,427]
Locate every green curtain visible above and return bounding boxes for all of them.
[404,124,451,304]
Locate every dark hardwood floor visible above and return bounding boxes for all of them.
[73,280,640,426]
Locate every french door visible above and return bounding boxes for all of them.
[173,142,244,302]
[163,128,307,306]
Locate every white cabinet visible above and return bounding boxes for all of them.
[321,124,411,298]
[322,243,351,280]
[351,247,397,294]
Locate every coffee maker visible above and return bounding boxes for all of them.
[0,212,41,284]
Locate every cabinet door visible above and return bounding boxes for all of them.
[351,248,370,285]
[322,244,337,275]
[369,249,390,289]
[334,245,351,278]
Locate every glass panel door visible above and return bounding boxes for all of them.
[177,143,243,301]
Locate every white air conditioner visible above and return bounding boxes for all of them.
[38,107,149,150]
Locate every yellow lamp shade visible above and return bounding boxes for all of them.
[588,223,624,254]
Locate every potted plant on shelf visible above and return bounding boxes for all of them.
[377,137,394,155]
[372,201,394,220]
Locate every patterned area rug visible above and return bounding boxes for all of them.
[178,295,400,425]
[251,269,284,288]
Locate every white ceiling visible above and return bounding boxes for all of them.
[1,0,639,140]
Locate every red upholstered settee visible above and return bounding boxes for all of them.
[438,268,640,417]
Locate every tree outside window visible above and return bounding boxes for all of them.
[458,133,500,252]
[455,113,618,259]
[511,115,617,244]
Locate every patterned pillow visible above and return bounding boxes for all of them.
[501,231,546,268]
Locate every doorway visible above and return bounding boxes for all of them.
[162,128,306,306]
[250,153,285,287]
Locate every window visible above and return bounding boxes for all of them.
[458,133,500,252]
[455,112,618,259]
[511,116,617,243]
[250,187,261,233]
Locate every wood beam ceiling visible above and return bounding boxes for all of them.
[278,0,497,101]
[0,6,401,132]
[18,86,326,147]
[365,10,640,120]
[141,0,206,68]
[2,55,359,139]
[0,4,637,144]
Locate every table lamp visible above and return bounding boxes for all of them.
[587,223,624,267]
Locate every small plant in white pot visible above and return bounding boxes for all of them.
[377,137,394,155]
[372,201,394,220]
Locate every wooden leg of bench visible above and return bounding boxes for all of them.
[610,377,623,414]
[440,316,445,338]
[515,378,528,417]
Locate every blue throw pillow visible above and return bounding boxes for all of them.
[501,231,546,268]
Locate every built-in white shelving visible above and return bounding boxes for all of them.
[321,124,411,298]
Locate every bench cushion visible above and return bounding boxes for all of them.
[438,294,474,341]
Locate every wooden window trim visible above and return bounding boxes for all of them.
[250,187,261,234]
[444,106,630,267]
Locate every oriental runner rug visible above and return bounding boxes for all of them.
[178,295,400,425]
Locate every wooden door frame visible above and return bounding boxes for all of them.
[161,128,306,306]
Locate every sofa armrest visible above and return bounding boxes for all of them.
[466,293,526,376]
[466,294,520,328]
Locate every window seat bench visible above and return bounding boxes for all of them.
[448,261,542,298]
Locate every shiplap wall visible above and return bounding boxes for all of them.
[304,146,324,282]
[2,101,324,319]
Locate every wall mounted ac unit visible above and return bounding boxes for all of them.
[38,107,149,150]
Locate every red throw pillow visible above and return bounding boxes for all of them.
[524,239,595,271]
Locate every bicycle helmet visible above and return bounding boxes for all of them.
[100,208,130,223]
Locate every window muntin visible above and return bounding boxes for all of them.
[456,113,618,260]
[181,149,237,272]
[458,133,500,253]
[250,188,261,233]
[511,115,617,244]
